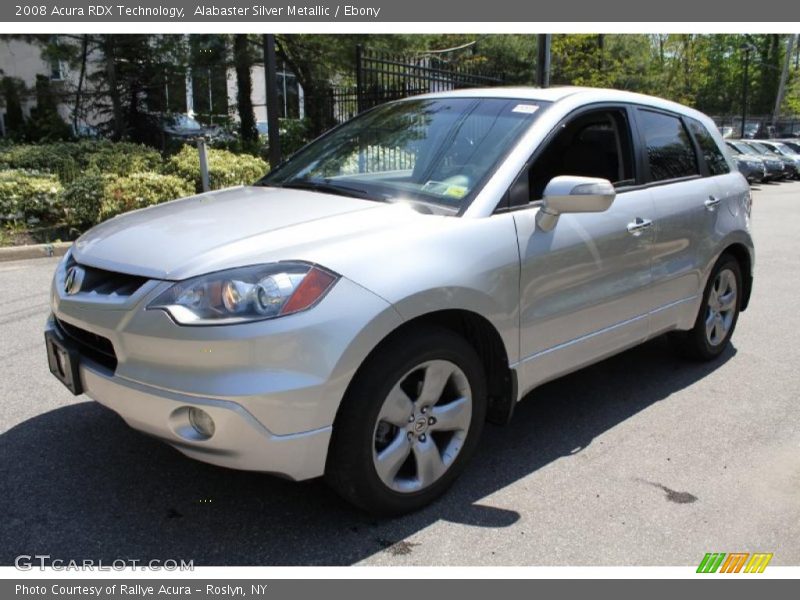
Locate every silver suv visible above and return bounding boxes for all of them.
[45,87,754,514]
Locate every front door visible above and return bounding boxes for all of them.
[512,106,657,393]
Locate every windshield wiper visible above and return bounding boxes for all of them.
[273,179,384,201]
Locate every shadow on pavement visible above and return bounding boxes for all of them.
[0,336,735,565]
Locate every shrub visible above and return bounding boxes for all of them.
[98,172,194,221]
[163,144,268,192]
[278,118,311,157]
[0,141,161,182]
[0,143,78,181]
[0,169,63,224]
[60,173,110,227]
[83,141,161,176]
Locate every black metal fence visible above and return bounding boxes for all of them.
[322,47,508,126]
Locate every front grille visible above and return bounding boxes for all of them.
[66,255,149,297]
[55,318,118,372]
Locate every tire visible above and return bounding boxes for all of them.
[325,327,487,515]
[671,253,742,361]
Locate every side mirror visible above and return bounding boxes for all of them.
[535,175,616,231]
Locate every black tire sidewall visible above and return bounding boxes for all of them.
[326,327,487,515]
[690,255,743,359]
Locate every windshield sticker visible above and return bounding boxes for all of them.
[422,181,469,199]
[512,103,540,114]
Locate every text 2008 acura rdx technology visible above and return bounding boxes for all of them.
[45,87,754,514]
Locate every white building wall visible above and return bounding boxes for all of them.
[0,37,103,130]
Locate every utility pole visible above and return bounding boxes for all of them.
[536,34,551,88]
[262,34,281,168]
[772,34,798,128]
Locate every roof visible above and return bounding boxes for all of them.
[412,86,709,121]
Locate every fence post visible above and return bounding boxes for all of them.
[196,137,210,193]
[356,44,364,114]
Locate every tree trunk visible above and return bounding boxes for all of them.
[233,34,257,143]
[275,36,333,137]
[102,35,123,141]
[72,34,89,135]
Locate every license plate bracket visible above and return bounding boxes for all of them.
[45,330,83,395]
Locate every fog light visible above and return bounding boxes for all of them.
[188,407,215,438]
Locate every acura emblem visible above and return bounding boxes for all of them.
[64,266,84,295]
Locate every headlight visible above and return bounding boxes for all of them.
[148,262,339,325]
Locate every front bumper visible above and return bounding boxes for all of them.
[47,254,403,480]
[48,318,332,479]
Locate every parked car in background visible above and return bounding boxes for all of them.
[718,126,734,139]
[745,141,798,179]
[727,147,766,183]
[758,141,800,179]
[776,139,800,154]
[161,113,207,140]
[727,141,785,181]
[45,87,754,514]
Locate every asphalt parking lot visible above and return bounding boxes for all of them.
[1,181,799,567]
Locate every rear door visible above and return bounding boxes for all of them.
[632,108,720,334]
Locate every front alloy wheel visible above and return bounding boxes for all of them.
[372,360,472,493]
[326,327,487,515]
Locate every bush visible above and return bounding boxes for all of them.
[163,144,268,192]
[278,118,311,157]
[0,169,63,224]
[83,142,161,176]
[0,143,79,182]
[0,141,161,182]
[98,172,194,221]
[60,173,110,227]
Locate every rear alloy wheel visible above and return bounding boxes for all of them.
[326,328,486,515]
[704,268,738,347]
[672,254,742,361]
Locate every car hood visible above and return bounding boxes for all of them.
[73,185,435,280]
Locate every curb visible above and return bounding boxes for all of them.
[0,241,72,263]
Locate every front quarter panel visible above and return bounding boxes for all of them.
[317,211,522,366]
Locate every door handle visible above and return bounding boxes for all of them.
[627,217,653,236]
[705,195,721,210]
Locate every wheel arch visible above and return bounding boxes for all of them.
[337,308,517,428]
[721,242,753,311]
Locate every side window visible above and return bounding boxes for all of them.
[637,109,699,182]
[526,109,636,201]
[687,118,730,176]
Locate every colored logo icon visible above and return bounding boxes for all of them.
[697,552,773,573]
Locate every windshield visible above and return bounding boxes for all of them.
[781,140,800,153]
[172,115,203,130]
[260,97,548,208]
[729,142,755,156]
[771,142,796,156]
[746,142,777,156]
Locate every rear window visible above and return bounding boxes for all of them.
[687,119,730,176]
[638,109,699,182]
